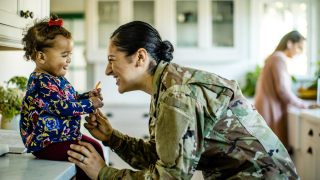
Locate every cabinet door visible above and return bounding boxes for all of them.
[98,1,120,48]
[211,1,234,47]
[133,0,155,27]
[22,0,43,24]
[0,0,25,29]
[176,0,198,47]
[0,0,49,49]
[86,0,121,61]
[173,0,247,63]
[302,142,318,180]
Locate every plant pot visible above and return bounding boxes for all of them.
[0,115,20,131]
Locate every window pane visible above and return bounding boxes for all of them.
[261,2,307,75]
[98,1,119,48]
[212,1,234,47]
[176,0,198,47]
[134,1,154,26]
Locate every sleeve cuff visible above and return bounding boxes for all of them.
[79,99,95,114]
[102,129,124,150]
[78,91,90,99]
[98,165,118,180]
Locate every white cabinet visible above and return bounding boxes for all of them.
[0,0,50,49]
[85,0,247,63]
[85,0,248,105]
[288,109,320,180]
[300,115,320,180]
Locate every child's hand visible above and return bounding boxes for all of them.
[89,88,103,101]
[90,97,104,109]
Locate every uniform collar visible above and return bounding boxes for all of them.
[152,60,169,98]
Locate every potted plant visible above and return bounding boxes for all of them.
[0,76,28,130]
[241,65,262,97]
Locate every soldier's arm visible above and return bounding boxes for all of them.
[99,95,202,179]
[102,129,159,170]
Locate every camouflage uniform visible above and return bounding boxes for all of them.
[99,61,299,180]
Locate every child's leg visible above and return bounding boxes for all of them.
[32,135,104,180]
[32,139,78,161]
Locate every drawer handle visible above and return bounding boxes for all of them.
[307,147,313,154]
[308,129,313,136]
[143,113,149,118]
[143,135,149,140]
[106,113,113,118]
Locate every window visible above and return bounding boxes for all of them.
[260,2,308,75]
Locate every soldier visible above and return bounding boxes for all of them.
[67,21,299,180]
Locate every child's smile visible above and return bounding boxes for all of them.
[37,35,74,77]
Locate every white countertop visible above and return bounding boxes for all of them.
[300,109,320,124]
[0,153,75,180]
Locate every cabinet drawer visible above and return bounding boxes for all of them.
[303,120,320,144]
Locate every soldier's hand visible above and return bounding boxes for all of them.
[68,141,107,180]
[90,97,104,109]
[84,109,113,142]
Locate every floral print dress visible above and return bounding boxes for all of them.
[20,72,95,153]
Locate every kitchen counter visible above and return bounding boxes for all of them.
[300,109,320,124]
[0,153,75,180]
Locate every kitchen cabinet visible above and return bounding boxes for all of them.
[0,0,50,49]
[85,0,248,105]
[85,0,247,63]
[288,109,320,180]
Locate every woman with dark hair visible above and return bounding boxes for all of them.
[67,21,299,179]
[254,31,319,149]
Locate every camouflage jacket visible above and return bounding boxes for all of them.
[99,61,299,180]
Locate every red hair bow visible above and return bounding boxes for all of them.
[48,18,63,27]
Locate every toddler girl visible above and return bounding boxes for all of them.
[20,15,104,180]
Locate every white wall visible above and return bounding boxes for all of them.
[0,51,35,87]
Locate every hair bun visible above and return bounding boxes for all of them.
[50,14,59,21]
[159,40,174,62]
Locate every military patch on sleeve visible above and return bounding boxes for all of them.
[155,103,191,167]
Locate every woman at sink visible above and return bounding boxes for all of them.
[254,31,319,149]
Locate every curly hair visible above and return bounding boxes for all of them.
[22,14,72,61]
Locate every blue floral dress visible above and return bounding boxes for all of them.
[20,72,95,153]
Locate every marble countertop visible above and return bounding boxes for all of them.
[0,153,75,180]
